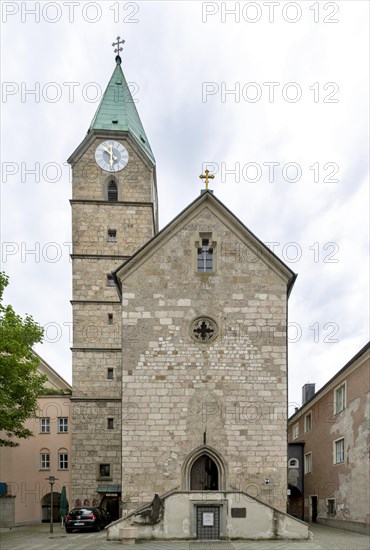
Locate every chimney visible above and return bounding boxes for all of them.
[302,383,315,405]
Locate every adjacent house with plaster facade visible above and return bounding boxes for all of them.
[0,353,72,526]
[288,342,370,535]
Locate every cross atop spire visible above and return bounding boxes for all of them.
[199,169,215,191]
[112,36,125,64]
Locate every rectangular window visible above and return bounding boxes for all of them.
[40,453,50,470]
[327,499,336,516]
[292,423,299,440]
[107,368,114,379]
[197,239,213,272]
[304,412,312,432]
[40,417,50,433]
[108,229,117,242]
[107,418,114,429]
[99,464,111,478]
[108,313,114,325]
[58,453,68,470]
[58,417,68,433]
[304,452,312,474]
[107,274,115,287]
[334,438,344,464]
[334,383,346,414]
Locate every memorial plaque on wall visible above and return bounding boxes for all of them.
[231,507,246,518]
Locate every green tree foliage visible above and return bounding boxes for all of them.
[0,272,46,446]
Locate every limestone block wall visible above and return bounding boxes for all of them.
[71,202,154,257]
[71,400,121,503]
[70,134,158,506]
[119,208,289,512]
[72,351,122,398]
[72,258,121,301]
[72,138,154,203]
[73,303,121,349]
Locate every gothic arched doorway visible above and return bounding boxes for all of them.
[190,455,219,490]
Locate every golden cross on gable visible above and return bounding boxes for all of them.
[199,169,215,190]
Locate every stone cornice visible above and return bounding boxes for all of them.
[71,348,122,352]
[70,199,154,207]
[71,254,130,260]
[70,300,121,305]
[70,397,121,402]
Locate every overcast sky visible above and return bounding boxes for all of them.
[1,1,369,413]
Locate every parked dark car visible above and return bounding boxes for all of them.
[65,507,111,533]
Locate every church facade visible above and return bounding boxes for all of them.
[68,42,308,541]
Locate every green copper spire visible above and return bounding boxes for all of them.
[88,50,155,164]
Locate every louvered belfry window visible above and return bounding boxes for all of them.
[107,181,118,202]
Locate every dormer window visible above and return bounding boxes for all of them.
[107,181,118,202]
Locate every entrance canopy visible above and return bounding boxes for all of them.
[97,485,121,493]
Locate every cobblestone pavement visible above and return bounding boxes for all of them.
[0,523,369,549]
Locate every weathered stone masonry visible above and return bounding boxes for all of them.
[116,201,293,513]
[69,133,157,504]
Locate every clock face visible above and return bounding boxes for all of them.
[95,140,129,172]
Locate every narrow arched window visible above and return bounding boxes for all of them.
[107,181,118,202]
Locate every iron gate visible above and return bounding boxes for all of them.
[196,505,220,539]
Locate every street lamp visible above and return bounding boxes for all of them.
[45,476,58,534]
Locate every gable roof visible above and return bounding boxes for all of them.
[288,341,370,422]
[113,191,297,295]
[33,350,72,393]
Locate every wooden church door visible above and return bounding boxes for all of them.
[190,455,219,490]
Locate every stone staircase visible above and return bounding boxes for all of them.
[106,489,309,542]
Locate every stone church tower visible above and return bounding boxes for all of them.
[67,45,158,517]
[68,42,308,541]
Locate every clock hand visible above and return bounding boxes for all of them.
[102,144,118,166]
[108,145,118,164]
[107,144,115,167]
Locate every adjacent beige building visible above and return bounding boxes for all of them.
[0,353,72,525]
[288,342,370,535]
